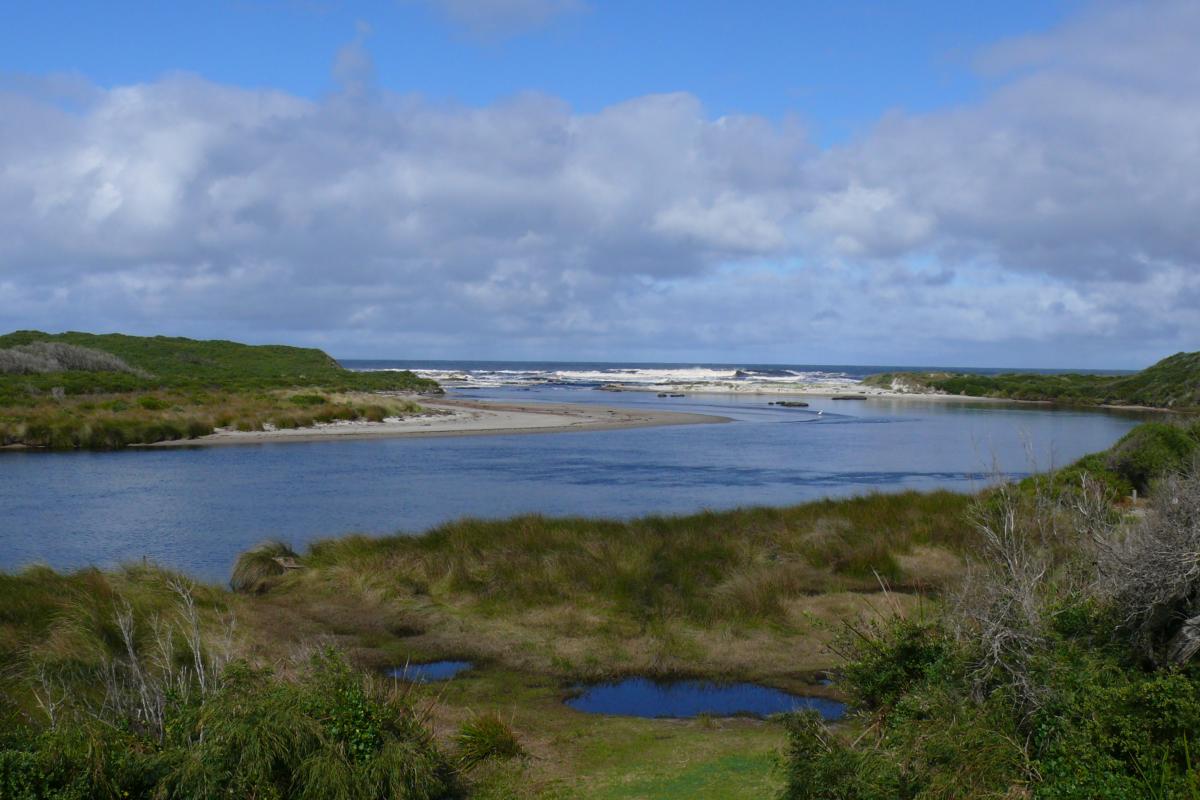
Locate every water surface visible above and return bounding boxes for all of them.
[0,387,1147,580]
[565,677,846,719]
[385,661,473,682]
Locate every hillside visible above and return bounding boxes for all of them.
[863,350,1200,409]
[0,331,440,448]
[0,330,439,400]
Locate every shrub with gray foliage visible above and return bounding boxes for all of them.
[0,341,148,376]
[1103,469,1200,666]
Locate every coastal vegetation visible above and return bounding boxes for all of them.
[0,331,440,449]
[863,349,1200,409]
[3,419,1199,796]
[781,471,1200,799]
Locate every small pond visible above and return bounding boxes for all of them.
[386,661,473,682]
[565,678,846,720]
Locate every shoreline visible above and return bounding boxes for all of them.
[592,382,1174,412]
[139,397,731,447]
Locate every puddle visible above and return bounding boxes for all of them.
[565,677,846,720]
[386,660,473,682]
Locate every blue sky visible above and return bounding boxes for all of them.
[1,1,1196,367]
[5,1,1075,143]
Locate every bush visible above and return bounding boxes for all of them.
[137,395,169,411]
[290,393,328,407]
[1104,423,1198,494]
[781,710,900,800]
[838,615,956,711]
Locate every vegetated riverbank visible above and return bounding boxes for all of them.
[3,418,1198,797]
[863,349,1200,410]
[0,330,439,448]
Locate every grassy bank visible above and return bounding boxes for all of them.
[0,331,440,448]
[236,490,971,686]
[863,350,1200,409]
[0,389,429,449]
[4,419,1198,797]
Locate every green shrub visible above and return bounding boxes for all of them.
[290,394,328,407]
[780,710,901,800]
[839,615,955,710]
[1104,423,1198,494]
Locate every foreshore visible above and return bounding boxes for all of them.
[594,382,1169,411]
[141,396,730,447]
[594,381,1004,401]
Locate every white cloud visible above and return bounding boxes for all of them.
[1,0,1199,366]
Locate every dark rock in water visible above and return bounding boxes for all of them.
[831,395,865,400]
[669,393,685,398]
[772,400,809,408]
[657,393,669,398]
[734,370,751,378]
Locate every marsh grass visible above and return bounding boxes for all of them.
[0,389,427,449]
[293,491,972,625]
[229,493,972,687]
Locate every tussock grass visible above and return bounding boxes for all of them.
[456,711,526,768]
[297,491,971,625]
[237,493,970,685]
[230,540,299,594]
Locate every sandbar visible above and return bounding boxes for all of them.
[140,397,730,447]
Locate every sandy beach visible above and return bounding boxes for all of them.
[141,396,730,447]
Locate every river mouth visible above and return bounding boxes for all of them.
[564,677,846,720]
[385,660,473,682]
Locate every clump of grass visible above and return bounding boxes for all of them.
[230,540,299,594]
[455,711,525,768]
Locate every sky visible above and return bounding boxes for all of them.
[0,0,1196,368]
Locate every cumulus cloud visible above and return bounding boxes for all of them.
[1,0,1198,366]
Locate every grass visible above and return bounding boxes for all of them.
[233,491,970,688]
[863,350,1200,409]
[0,330,439,399]
[404,663,790,799]
[0,387,431,449]
[6,419,1198,796]
[0,330,441,448]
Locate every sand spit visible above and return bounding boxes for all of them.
[140,397,730,447]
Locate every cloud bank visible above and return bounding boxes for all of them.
[1,0,1197,366]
